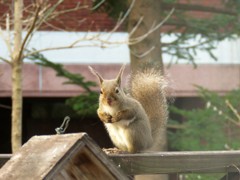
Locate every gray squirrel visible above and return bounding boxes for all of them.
[89,65,168,153]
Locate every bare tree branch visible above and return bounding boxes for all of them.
[21,0,132,57]
[0,104,12,110]
[23,32,122,58]
[91,0,106,10]
[130,46,155,58]
[107,0,135,36]
[129,8,175,45]
[128,16,143,38]
[0,56,11,64]
[225,99,240,122]
[2,0,175,62]
[23,4,174,59]
[35,1,87,31]
[25,44,104,57]
[42,18,87,32]
[18,5,41,61]
[0,14,13,55]
[0,14,12,64]
[55,2,87,14]
[32,0,63,30]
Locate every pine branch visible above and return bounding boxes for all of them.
[28,52,96,93]
[162,2,237,15]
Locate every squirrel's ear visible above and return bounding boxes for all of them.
[88,66,103,85]
[116,64,125,86]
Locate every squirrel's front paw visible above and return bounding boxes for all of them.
[110,116,120,123]
[98,111,112,123]
[104,113,112,123]
[111,112,124,123]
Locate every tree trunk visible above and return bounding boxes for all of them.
[128,0,164,74]
[11,0,23,153]
[11,60,23,153]
[128,0,168,179]
[127,0,167,150]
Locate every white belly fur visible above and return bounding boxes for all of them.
[104,118,134,151]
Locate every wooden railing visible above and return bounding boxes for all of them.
[2,151,240,179]
[109,151,240,175]
[1,137,240,180]
[109,150,240,179]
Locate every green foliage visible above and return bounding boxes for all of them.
[29,52,99,116]
[92,0,240,66]
[93,0,127,19]
[163,0,177,3]
[162,6,240,65]
[29,52,96,93]
[169,87,240,151]
[169,106,226,150]
[183,174,224,180]
[31,102,80,120]
[66,92,99,117]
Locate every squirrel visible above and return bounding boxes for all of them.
[89,64,168,153]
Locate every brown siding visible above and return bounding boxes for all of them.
[0,63,239,97]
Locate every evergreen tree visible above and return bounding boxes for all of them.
[94,0,240,66]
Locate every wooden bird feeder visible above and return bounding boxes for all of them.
[0,133,128,180]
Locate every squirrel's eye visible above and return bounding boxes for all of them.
[100,90,103,94]
[115,88,119,94]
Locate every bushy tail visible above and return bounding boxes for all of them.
[129,69,168,151]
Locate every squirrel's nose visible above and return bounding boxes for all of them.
[107,97,112,105]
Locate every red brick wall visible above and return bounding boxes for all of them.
[0,0,117,31]
[0,0,226,32]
